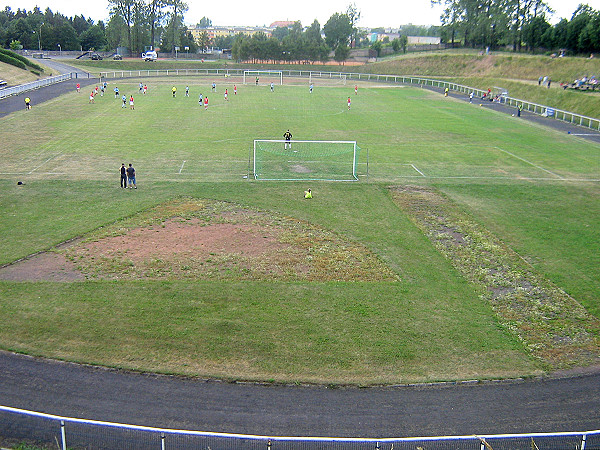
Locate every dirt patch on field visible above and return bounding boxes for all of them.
[0,252,84,282]
[0,199,398,283]
[390,185,600,371]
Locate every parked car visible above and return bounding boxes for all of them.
[90,53,103,60]
[113,54,122,60]
[142,50,157,61]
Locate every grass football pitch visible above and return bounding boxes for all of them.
[0,77,598,384]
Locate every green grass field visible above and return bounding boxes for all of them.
[0,75,598,384]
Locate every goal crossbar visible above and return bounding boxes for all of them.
[243,70,283,85]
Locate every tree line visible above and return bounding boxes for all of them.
[0,2,197,55]
[434,0,600,54]
[2,1,599,59]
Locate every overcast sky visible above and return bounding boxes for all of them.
[1,0,599,28]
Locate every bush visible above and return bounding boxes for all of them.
[0,49,44,72]
[0,51,26,70]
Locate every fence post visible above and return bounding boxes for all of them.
[161,432,166,450]
[60,420,66,450]
[581,433,587,450]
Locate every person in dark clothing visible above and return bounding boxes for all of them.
[126,164,136,189]
[120,163,127,188]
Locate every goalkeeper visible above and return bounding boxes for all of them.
[283,129,292,149]
[304,188,312,199]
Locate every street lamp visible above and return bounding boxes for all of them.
[37,22,43,51]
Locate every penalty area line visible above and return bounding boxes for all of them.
[410,164,426,177]
[178,161,186,174]
[28,152,64,174]
[493,146,564,180]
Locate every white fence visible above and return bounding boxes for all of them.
[95,68,600,132]
[1,406,598,449]
[0,73,74,100]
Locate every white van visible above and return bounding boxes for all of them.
[142,51,157,61]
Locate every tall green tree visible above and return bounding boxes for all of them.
[323,12,353,61]
[109,0,135,53]
[346,3,360,48]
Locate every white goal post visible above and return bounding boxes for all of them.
[252,139,360,181]
[243,70,283,85]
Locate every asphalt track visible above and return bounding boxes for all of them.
[0,61,599,439]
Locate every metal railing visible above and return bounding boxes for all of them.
[0,73,74,100]
[0,405,598,450]
[95,69,600,132]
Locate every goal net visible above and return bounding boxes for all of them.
[243,70,283,85]
[252,140,360,181]
[309,72,347,86]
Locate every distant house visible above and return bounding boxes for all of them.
[270,21,296,28]
[368,29,440,45]
[189,25,274,46]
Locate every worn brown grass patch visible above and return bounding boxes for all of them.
[390,185,600,371]
[62,198,398,282]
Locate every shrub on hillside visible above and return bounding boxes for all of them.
[0,51,26,70]
[0,49,44,72]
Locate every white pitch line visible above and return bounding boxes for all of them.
[28,153,63,174]
[494,146,564,180]
[410,164,426,177]
[178,160,186,174]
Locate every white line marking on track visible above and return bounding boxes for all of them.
[494,146,564,180]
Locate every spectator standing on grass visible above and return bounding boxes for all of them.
[120,163,127,188]
[126,164,136,189]
[24,97,31,110]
